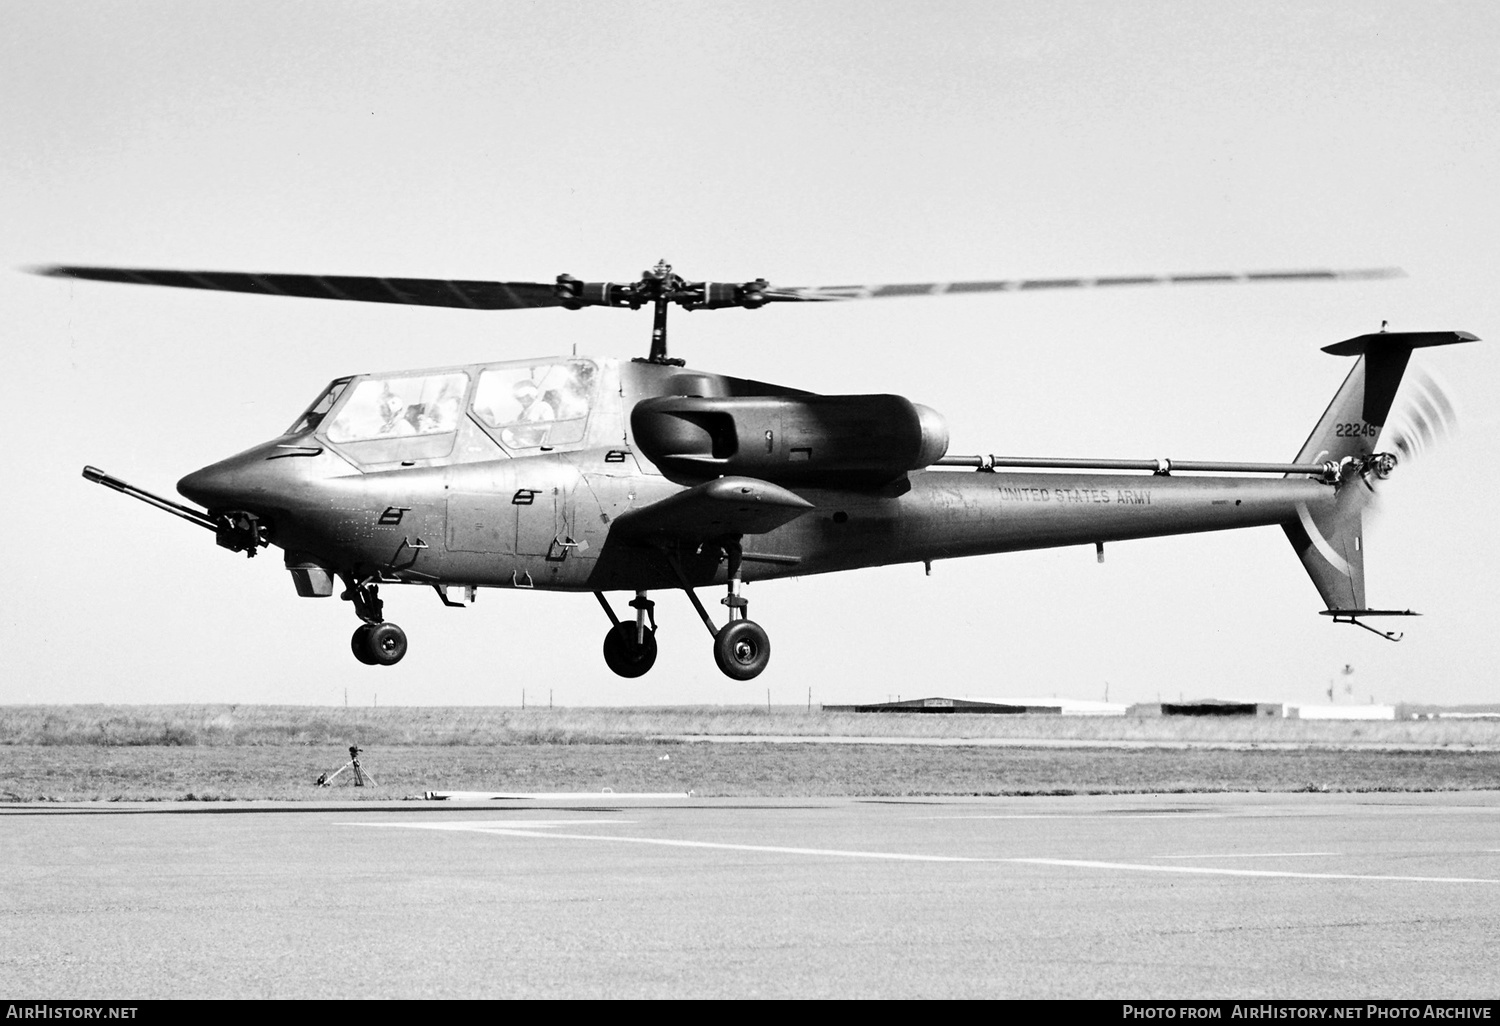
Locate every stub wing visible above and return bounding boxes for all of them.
[611,477,814,543]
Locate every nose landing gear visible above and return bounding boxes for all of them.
[343,577,407,666]
[351,621,408,666]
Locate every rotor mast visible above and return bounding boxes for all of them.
[645,260,682,365]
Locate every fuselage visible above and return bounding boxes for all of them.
[177,354,1335,598]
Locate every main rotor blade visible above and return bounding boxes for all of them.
[35,266,566,310]
[760,267,1403,303]
[35,263,1406,314]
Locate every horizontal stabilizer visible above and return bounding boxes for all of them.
[1319,609,1420,617]
[1321,330,1478,356]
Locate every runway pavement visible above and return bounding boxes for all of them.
[3,792,1499,999]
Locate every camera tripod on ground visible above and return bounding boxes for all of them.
[316,745,377,787]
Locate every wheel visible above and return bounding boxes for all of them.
[712,620,770,681]
[350,624,377,665]
[358,622,408,666]
[602,622,658,678]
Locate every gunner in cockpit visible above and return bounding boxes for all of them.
[501,379,555,447]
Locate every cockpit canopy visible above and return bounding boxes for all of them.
[289,357,601,467]
[471,360,595,449]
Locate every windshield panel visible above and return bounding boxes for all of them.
[325,372,470,443]
[286,378,353,435]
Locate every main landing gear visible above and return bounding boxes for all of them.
[596,592,659,678]
[593,537,772,681]
[707,538,769,681]
[343,577,407,666]
[712,619,770,681]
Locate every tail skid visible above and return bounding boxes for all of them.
[1320,608,1419,642]
[1285,330,1476,637]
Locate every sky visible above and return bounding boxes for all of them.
[5,0,1499,708]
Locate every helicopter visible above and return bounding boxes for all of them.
[44,260,1474,681]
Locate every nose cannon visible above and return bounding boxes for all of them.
[82,465,267,556]
[87,457,408,668]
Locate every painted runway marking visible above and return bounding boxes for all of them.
[352,821,990,862]
[424,791,690,801]
[1009,858,1500,884]
[927,807,1500,823]
[350,822,1500,882]
[356,819,634,830]
[919,814,1231,820]
[1152,852,1341,860]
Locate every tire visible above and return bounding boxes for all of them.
[712,620,770,681]
[602,622,658,678]
[363,622,408,666]
[350,624,378,665]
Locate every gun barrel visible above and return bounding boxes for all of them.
[81,466,218,531]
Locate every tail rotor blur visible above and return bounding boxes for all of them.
[1382,368,1458,467]
[1288,330,1477,630]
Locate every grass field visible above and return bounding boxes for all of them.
[3,705,1498,801]
[5,703,1499,747]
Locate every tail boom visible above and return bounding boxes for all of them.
[783,470,1342,573]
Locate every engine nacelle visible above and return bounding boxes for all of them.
[631,394,949,485]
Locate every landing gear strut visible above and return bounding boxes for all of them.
[342,576,407,667]
[670,537,772,681]
[709,539,770,680]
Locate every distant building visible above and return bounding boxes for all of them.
[821,698,1023,714]
[989,697,1128,717]
[821,697,1128,716]
[1286,704,1396,720]
[1130,700,1284,718]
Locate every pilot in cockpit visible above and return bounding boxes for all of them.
[502,379,556,447]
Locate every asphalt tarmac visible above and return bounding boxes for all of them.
[4,792,1499,999]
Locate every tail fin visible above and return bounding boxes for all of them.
[1283,330,1476,615]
